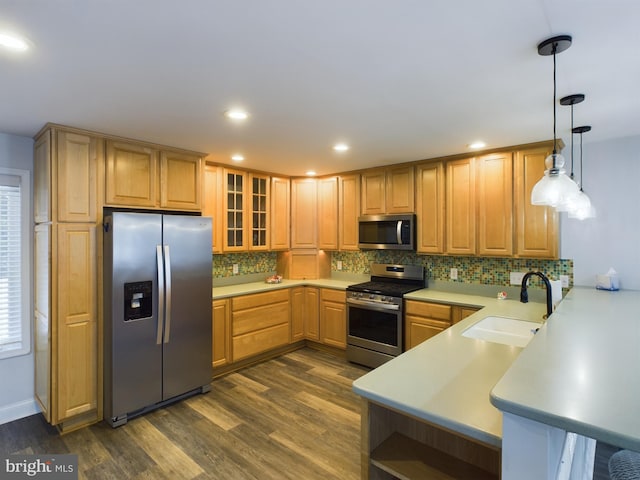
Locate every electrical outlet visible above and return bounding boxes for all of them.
[560,275,569,288]
[510,271,526,285]
[337,260,343,271]
[232,264,239,275]
[450,268,458,280]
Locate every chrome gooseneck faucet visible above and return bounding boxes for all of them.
[520,271,553,318]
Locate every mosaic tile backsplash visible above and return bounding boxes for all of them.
[213,250,572,289]
[331,251,573,288]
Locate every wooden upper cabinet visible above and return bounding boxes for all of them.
[57,131,99,223]
[416,162,444,254]
[515,146,559,258]
[105,140,158,208]
[338,174,360,251]
[361,166,414,215]
[318,176,339,250]
[249,173,270,251]
[291,178,318,248]
[386,166,415,213]
[223,169,248,252]
[34,131,51,223]
[477,152,513,256]
[202,164,223,254]
[160,150,201,210]
[361,169,386,215]
[270,177,290,251]
[106,140,201,211]
[446,157,476,255]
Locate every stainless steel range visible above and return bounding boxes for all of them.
[346,263,425,368]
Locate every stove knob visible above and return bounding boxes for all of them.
[369,294,375,300]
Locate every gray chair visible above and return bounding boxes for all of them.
[609,450,640,480]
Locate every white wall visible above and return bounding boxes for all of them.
[0,132,39,424]
[561,134,640,290]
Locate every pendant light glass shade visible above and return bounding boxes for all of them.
[531,152,579,207]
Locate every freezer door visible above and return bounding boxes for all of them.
[161,215,213,399]
[104,212,163,420]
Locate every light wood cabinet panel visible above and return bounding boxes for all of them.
[320,289,346,349]
[160,150,201,210]
[290,287,305,342]
[515,147,559,258]
[249,173,270,250]
[477,152,513,256]
[105,140,158,208]
[386,166,415,213]
[338,174,360,250]
[361,169,386,215]
[270,177,290,250]
[304,287,320,340]
[318,176,339,250]
[34,224,51,421]
[231,290,290,361]
[446,158,476,255]
[57,131,99,223]
[56,223,97,421]
[203,165,223,254]
[291,178,318,248]
[276,250,330,280]
[223,169,248,251]
[34,131,51,223]
[452,306,480,324]
[212,299,231,368]
[416,162,444,254]
[405,300,452,350]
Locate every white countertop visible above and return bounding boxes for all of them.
[212,278,354,299]
[352,292,547,448]
[491,287,640,451]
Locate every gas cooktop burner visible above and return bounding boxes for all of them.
[347,281,422,297]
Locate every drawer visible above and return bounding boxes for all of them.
[232,323,290,361]
[232,301,290,336]
[405,300,451,321]
[232,289,290,311]
[321,288,346,303]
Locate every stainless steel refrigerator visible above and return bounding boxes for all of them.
[103,212,212,427]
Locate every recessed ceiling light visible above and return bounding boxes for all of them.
[306,170,317,176]
[231,154,244,162]
[224,109,249,121]
[468,141,486,149]
[333,143,350,152]
[0,33,30,52]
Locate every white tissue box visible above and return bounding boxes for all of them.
[596,274,619,291]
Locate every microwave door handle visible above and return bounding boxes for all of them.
[396,220,403,245]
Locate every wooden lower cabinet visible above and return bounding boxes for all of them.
[405,300,452,350]
[231,290,291,361]
[212,299,231,368]
[320,289,347,349]
[452,306,480,324]
[304,287,320,340]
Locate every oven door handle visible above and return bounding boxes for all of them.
[347,298,400,311]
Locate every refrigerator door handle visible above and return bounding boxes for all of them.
[156,245,164,345]
[163,245,172,344]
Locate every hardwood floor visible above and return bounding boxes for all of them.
[0,348,369,480]
[0,347,618,479]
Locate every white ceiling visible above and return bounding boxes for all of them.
[1,0,639,176]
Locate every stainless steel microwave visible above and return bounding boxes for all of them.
[358,214,415,250]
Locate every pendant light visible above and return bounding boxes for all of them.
[531,35,580,207]
[556,93,585,212]
[568,125,596,219]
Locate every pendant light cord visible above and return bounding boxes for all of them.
[552,45,557,157]
[579,132,584,192]
[570,106,574,179]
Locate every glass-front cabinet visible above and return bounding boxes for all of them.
[250,174,270,250]
[224,169,247,251]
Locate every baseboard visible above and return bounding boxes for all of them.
[0,398,40,426]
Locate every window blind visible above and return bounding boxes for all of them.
[0,173,26,356]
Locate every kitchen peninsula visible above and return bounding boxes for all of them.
[353,286,640,480]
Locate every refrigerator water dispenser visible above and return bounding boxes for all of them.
[124,281,152,321]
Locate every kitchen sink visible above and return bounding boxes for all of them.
[461,316,542,347]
